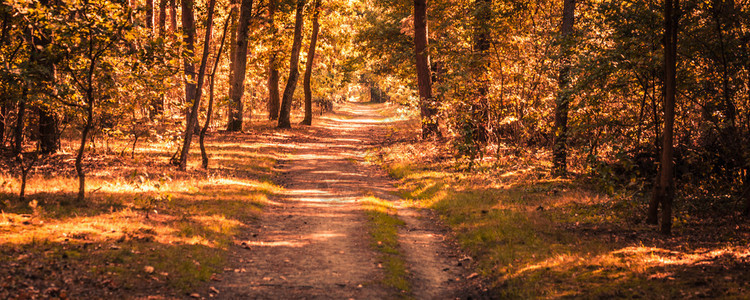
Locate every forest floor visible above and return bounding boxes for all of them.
[4,100,750,299]
[374,109,750,298]
[0,101,487,299]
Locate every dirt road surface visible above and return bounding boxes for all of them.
[214,102,484,299]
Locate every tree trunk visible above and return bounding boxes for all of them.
[201,7,233,169]
[158,0,167,36]
[0,96,7,147]
[647,0,679,235]
[169,0,177,31]
[552,0,576,177]
[301,0,321,126]
[277,0,306,129]
[146,0,154,32]
[469,0,491,149]
[181,0,196,134]
[226,0,254,132]
[76,96,94,202]
[38,106,59,154]
[177,0,216,171]
[267,0,281,120]
[414,0,439,139]
[28,0,60,155]
[13,89,26,156]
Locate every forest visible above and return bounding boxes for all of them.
[1,0,750,298]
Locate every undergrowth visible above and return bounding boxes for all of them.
[375,136,750,299]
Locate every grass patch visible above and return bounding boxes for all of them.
[359,195,411,297]
[0,132,283,298]
[376,140,750,299]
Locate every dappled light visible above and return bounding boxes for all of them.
[2,0,750,297]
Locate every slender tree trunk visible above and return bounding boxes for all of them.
[0,96,7,147]
[226,0,253,131]
[146,0,154,32]
[647,0,679,235]
[267,0,280,120]
[277,0,306,129]
[13,89,26,156]
[169,0,177,31]
[227,0,238,92]
[177,0,216,171]
[301,0,321,126]
[150,0,167,118]
[28,0,60,155]
[470,0,491,148]
[38,107,59,154]
[76,98,93,202]
[181,0,196,134]
[201,7,232,169]
[414,0,439,139]
[158,0,167,36]
[552,0,576,176]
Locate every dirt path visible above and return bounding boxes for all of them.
[214,102,478,299]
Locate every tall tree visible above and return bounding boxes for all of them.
[28,0,59,155]
[647,0,679,235]
[301,0,321,126]
[53,0,130,201]
[169,0,177,31]
[146,0,154,32]
[277,0,306,129]
[465,0,491,162]
[226,0,253,131]
[266,0,280,120]
[157,0,167,36]
[413,0,439,139]
[201,7,233,169]
[552,0,576,176]
[13,88,26,155]
[176,0,216,170]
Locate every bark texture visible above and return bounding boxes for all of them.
[169,0,177,31]
[146,0,154,32]
[277,0,306,129]
[226,0,254,131]
[301,0,321,126]
[158,0,167,35]
[647,0,679,235]
[552,0,576,176]
[414,0,439,139]
[267,0,280,120]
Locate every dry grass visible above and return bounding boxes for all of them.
[371,111,750,299]
[0,131,282,298]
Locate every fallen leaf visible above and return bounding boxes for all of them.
[144,266,154,274]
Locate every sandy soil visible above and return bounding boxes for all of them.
[213,102,485,299]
